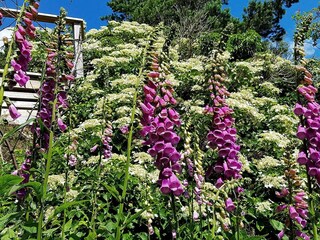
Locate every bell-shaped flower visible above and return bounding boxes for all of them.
[296,126,307,140]
[8,104,21,120]
[297,151,308,165]
[57,118,67,132]
[225,198,236,212]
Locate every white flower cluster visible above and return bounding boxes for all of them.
[254,97,277,108]
[111,74,140,87]
[258,131,290,149]
[238,153,251,173]
[259,175,286,188]
[235,61,263,74]
[259,82,281,96]
[78,119,101,130]
[172,57,204,73]
[254,156,282,171]
[133,152,153,164]
[227,90,265,123]
[255,201,273,214]
[47,174,65,190]
[269,114,298,134]
[66,189,79,201]
[270,104,290,114]
[111,21,153,36]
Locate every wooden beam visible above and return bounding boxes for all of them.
[0,7,85,38]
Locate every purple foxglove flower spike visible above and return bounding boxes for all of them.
[140,55,183,196]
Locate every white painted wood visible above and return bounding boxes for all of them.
[1,109,37,124]
[4,91,38,100]
[2,101,37,109]
[73,23,84,78]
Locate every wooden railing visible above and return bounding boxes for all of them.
[1,70,41,123]
[0,8,85,123]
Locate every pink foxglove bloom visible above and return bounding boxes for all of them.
[205,67,242,213]
[140,55,183,196]
[68,154,77,167]
[294,69,320,185]
[11,151,32,199]
[8,104,21,120]
[225,198,236,212]
[57,118,67,132]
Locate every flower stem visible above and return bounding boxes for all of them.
[306,172,318,239]
[90,97,106,235]
[171,193,179,239]
[61,168,68,240]
[37,127,56,240]
[62,109,72,239]
[0,0,28,114]
[115,43,148,240]
[37,23,62,240]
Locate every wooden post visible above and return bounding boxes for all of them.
[73,23,84,78]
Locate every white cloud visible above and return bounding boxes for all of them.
[287,38,317,58]
[304,39,316,57]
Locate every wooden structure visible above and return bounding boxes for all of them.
[0,8,85,124]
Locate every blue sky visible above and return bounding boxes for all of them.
[0,0,319,56]
[0,0,318,32]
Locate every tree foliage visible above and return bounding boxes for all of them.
[243,0,299,41]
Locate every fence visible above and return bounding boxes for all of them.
[0,7,85,124]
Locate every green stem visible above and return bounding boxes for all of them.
[37,24,62,239]
[90,98,106,235]
[0,0,28,114]
[287,174,295,240]
[37,127,56,240]
[115,44,148,240]
[306,172,318,239]
[62,104,73,239]
[171,193,179,239]
[190,184,194,239]
[235,199,240,240]
[61,169,68,240]
[211,205,216,238]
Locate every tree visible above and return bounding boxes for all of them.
[105,0,231,30]
[243,0,299,41]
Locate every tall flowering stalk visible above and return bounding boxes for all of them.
[140,54,183,196]
[11,150,32,199]
[115,31,151,240]
[293,12,319,240]
[36,9,75,239]
[139,53,183,238]
[276,158,310,240]
[0,0,39,117]
[204,56,242,238]
[90,119,113,236]
[205,59,242,187]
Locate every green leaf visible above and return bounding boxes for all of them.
[64,219,73,232]
[21,225,37,234]
[46,200,89,223]
[122,208,146,229]
[43,227,59,236]
[256,221,264,231]
[0,118,35,144]
[102,182,120,202]
[0,175,23,196]
[0,212,19,229]
[105,221,116,232]
[269,219,284,231]
[85,231,97,240]
[9,181,42,199]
